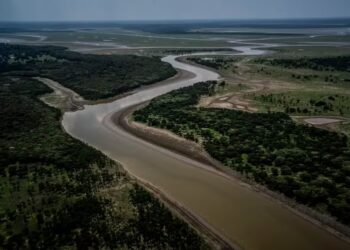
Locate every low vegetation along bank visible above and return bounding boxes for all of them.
[188,57,237,70]
[134,81,350,229]
[248,92,350,117]
[0,45,208,248]
[254,56,350,84]
[256,56,350,72]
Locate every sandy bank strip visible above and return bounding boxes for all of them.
[304,117,343,125]
[38,63,350,246]
[35,68,193,110]
[133,175,238,250]
[118,103,223,169]
[293,116,348,126]
[35,77,85,111]
[37,70,237,249]
[106,110,241,250]
[113,102,350,246]
[292,115,350,132]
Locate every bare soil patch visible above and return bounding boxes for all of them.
[304,117,343,125]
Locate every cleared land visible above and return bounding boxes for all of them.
[304,118,343,125]
[185,47,350,134]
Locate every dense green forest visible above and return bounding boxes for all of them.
[0,76,207,249]
[0,43,176,99]
[188,57,235,70]
[134,81,350,226]
[163,48,233,54]
[256,56,350,72]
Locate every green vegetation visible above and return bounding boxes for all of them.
[248,52,350,87]
[134,82,350,226]
[0,76,207,247]
[0,43,176,100]
[249,36,350,47]
[256,56,350,73]
[33,30,231,47]
[188,57,236,70]
[269,46,350,58]
[254,55,350,83]
[162,48,233,55]
[241,53,350,118]
[249,92,350,117]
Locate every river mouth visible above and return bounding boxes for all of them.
[62,46,350,250]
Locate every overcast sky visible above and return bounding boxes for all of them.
[1,0,349,22]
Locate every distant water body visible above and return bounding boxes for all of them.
[0,18,349,34]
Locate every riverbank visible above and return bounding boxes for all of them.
[38,69,235,249]
[37,71,222,250]
[37,68,195,111]
[62,52,350,250]
[113,55,350,246]
[116,103,221,167]
[131,171,238,250]
[116,99,350,246]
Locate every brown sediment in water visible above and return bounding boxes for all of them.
[134,175,238,250]
[115,101,350,247]
[39,70,237,249]
[61,53,350,250]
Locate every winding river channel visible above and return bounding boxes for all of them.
[62,46,350,250]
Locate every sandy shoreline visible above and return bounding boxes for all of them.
[40,59,350,248]
[38,70,239,249]
[40,51,350,249]
[113,96,350,247]
[131,172,238,250]
[117,103,222,168]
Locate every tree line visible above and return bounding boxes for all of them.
[256,56,350,72]
[0,43,176,100]
[0,74,207,248]
[134,81,350,226]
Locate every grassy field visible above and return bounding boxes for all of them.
[249,35,350,45]
[197,47,350,110]
[247,91,350,117]
[2,27,349,53]
[243,51,350,114]
[268,46,350,58]
[29,30,232,47]
[184,44,350,140]
[249,63,350,85]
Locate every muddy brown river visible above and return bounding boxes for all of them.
[62,47,350,250]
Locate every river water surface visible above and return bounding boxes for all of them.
[62,46,350,250]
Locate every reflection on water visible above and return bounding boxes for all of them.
[62,47,350,250]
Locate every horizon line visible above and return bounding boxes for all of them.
[1,16,350,24]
